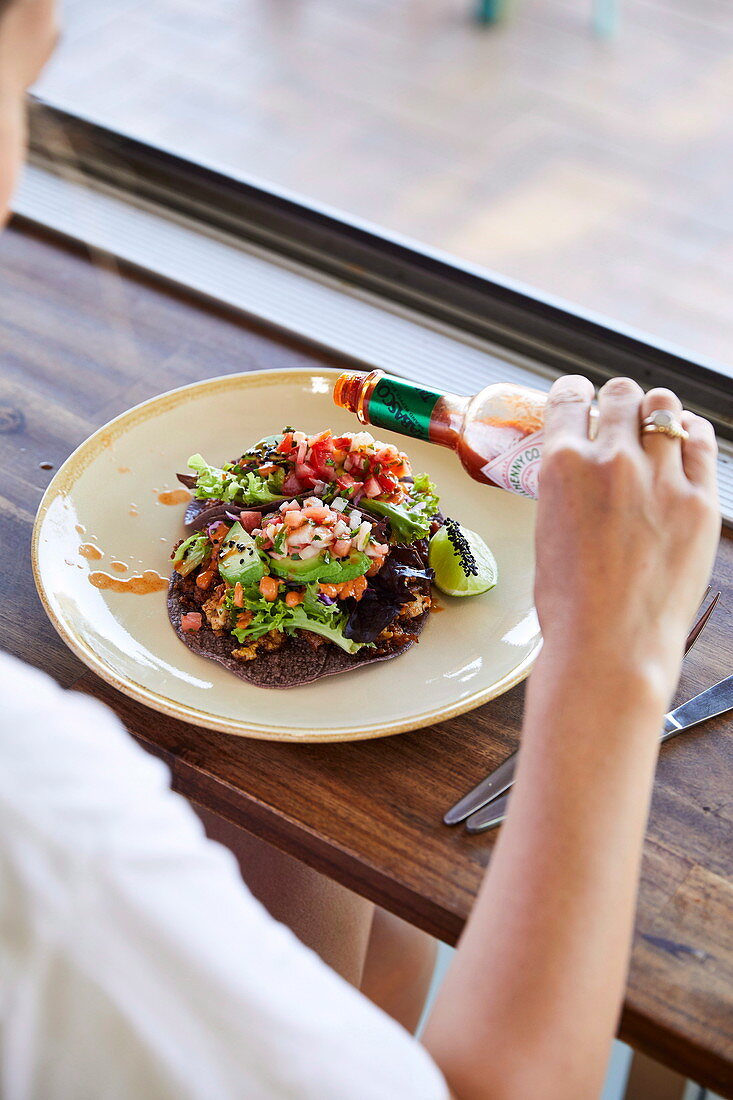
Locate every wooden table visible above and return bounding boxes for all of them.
[3,221,732,1095]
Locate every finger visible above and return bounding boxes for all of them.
[543,375,595,442]
[640,387,684,476]
[595,376,644,448]
[680,411,718,490]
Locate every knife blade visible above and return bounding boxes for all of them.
[464,673,733,834]
[660,673,733,740]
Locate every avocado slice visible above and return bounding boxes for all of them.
[218,522,266,587]
[269,549,369,584]
[171,532,212,578]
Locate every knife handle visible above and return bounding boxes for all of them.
[465,792,511,833]
[443,751,519,825]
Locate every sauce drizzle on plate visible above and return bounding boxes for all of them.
[157,488,191,506]
[88,569,168,594]
[79,543,103,561]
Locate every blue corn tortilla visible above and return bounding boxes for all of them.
[171,468,437,687]
[167,551,432,689]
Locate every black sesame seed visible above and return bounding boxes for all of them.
[444,518,478,577]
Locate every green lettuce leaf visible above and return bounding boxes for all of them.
[360,500,424,543]
[237,470,284,506]
[361,473,439,543]
[302,584,343,625]
[286,605,366,654]
[231,583,367,653]
[230,590,292,643]
[187,454,232,500]
[187,453,284,506]
[411,473,440,515]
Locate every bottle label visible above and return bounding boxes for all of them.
[481,429,544,498]
[367,377,441,442]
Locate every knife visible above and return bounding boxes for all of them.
[445,594,720,827]
[463,673,733,834]
[443,751,519,825]
[444,667,733,828]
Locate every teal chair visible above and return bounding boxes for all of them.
[476,0,619,36]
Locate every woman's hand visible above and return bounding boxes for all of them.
[535,375,720,702]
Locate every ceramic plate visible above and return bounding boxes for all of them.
[32,369,541,741]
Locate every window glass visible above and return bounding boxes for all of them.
[36,0,733,374]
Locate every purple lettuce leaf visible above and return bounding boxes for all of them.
[344,540,434,644]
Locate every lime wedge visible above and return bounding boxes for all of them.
[429,520,498,597]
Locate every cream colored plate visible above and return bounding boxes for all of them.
[32,369,541,742]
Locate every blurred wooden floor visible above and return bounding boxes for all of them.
[36,0,733,370]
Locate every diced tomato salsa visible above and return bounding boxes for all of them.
[180,430,410,611]
[253,496,389,564]
[276,429,410,501]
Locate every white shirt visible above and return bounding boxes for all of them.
[0,653,448,1100]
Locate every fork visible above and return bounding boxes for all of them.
[683,585,720,656]
[443,586,722,827]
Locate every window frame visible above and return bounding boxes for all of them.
[24,99,733,440]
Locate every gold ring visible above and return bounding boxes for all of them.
[641,408,689,441]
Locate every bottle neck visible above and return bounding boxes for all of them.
[360,373,465,447]
[429,393,469,449]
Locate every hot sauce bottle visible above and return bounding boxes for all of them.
[333,369,548,499]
